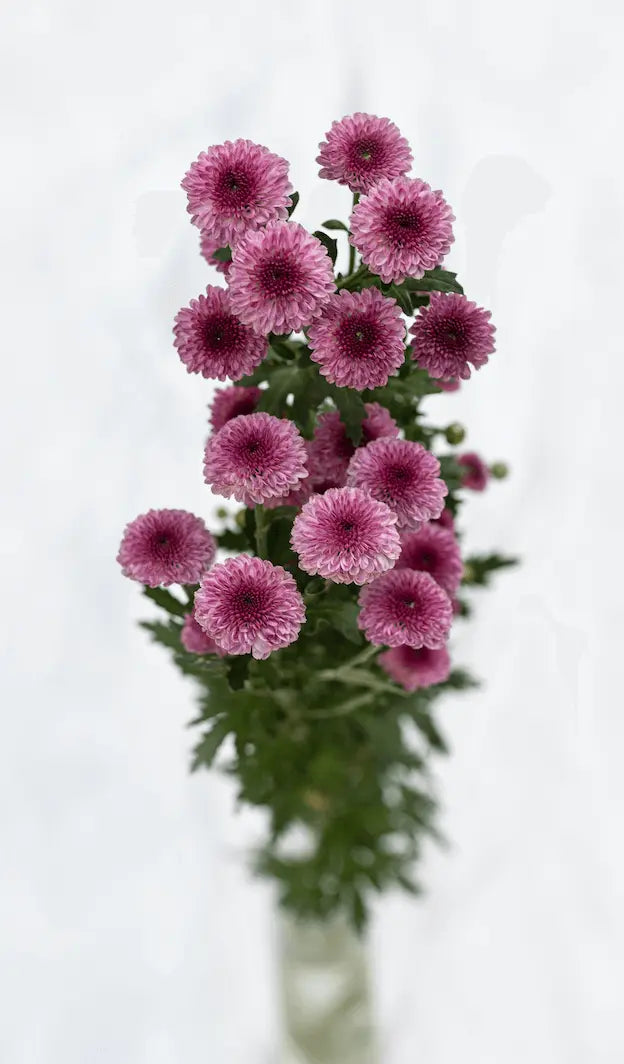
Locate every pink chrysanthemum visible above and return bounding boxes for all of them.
[409,292,495,380]
[307,402,399,486]
[208,385,262,433]
[379,644,451,691]
[307,288,406,390]
[349,177,454,284]
[174,286,267,381]
[396,523,463,595]
[291,486,400,585]
[182,139,293,246]
[458,452,490,492]
[347,438,447,531]
[203,412,307,506]
[200,232,232,278]
[181,612,226,656]
[436,377,460,392]
[358,568,452,648]
[317,113,413,195]
[228,222,335,335]
[194,555,305,659]
[432,506,456,532]
[117,509,216,587]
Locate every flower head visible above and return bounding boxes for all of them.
[194,555,305,659]
[347,438,447,531]
[308,288,406,390]
[409,292,495,380]
[182,139,293,245]
[307,402,399,486]
[200,232,232,278]
[203,412,307,506]
[228,222,335,335]
[458,452,490,491]
[317,113,413,195]
[174,286,267,381]
[181,612,226,656]
[358,568,452,648]
[379,644,451,691]
[350,176,454,284]
[291,486,400,584]
[117,509,216,587]
[396,523,463,595]
[432,506,456,532]
[208,385,262,433]
[436,377,460,392]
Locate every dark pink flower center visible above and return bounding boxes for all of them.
[259,256,301,298]
[216,167,257,209]
[433,317,466,350]
[151,529,180,561]
[232,585,266,623]
[350,138,380,168]
[338,317,379,360]
[204,312,245,352]
[385,206,423,248]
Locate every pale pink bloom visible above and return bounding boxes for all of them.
[117,509,216,587]
[358,568,453,648]
[396,523,463,595]
[458,451,490,491]
[308,287,406,390]
[317,112,412,195]
[379,644,451,691]
[307,402,399,486]
[347,437,447,531]
[174,286,267,381]
[410,292,495,380]
[181,612,226,655]
[200,232,232,277]
[208,385,262,433]
[203,412,307,506]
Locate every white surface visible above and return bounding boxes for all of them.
[2,1,623,1060]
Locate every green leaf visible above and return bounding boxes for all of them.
[227,655,251,691]
[321,219,350,232]
[191,717,232,771]
[287,191,299,217]
[313,230,338,265]
[210,246,232,263]
[142,586,188,617]
[215,528,249,552]
[308,591,363,645]
[139,619,183,651]
[324,383,366,445]
[390,285,414,315]
[462,553,519,586]
[403,268,464,295]
[257,366,299,416]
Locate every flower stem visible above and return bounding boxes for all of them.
[255,505,268,559]
[305,692,374,720]
[347,192,359,276]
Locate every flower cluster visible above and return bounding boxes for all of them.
[120,113,505,679]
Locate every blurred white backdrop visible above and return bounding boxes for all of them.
[2,1,623,1061]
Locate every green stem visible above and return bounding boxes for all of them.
[344,643,379,670]
[304,692,374,720]
[336,263,368,291]
[255,505,268,559]
[347,192,359,277]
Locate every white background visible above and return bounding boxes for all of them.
[2,1,623,1060]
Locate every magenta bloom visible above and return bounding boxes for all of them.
[291,486,400,585]
[458,452,490,491]
[358,568,452,648]
[432,506,456,532]
[307,402,399,486]
[396,523,463,595]
[194,555,305,659]
[347,438,447,531]
[200,232,232,278]
[208,385,262,433]
[174,286,267,381]
[203,412,307,506]
[317,113,413,195]
[436,377,460,392]
[350,177,454,284]
[307,288,406,390]
[117,509,216,587]
[228,222,335,335]
[181,612,226,656]
[182,139,292,246]
[379,644,451,691]
[409,292,495,380]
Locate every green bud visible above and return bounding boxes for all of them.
[490,461,509,479]
[235,510,247,528]
[462,562,475,584]
[445,422,465,445]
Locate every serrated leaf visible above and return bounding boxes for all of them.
[403,268,464,295]
[210,246,232,263]
[313,230,338,265]
[321,219,350,232]
[191,717,232,771]
[257,366,299,416]
[309,597,362,645]
[323,383,366,445]
[139,619,183,650]
[391,285,414,315]
[227,655,250,691]
[287,191,300,217]
[142,586,188,617]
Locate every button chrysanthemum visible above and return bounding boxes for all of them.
[181,612,226,656]
[194,555,305,659]
[291,486,401,585]
[347,437,447,531]
[117,509,216,587]
[396,523,463,595]
[458,452,490,491]
[358,568,453,648]
[409,292,495,380]
[316,112,413,195]
[307,288,406,391]
[349,176,455,284]
[203,412,308,506]
[174,286,267,381]
[208,385,262,433]
[379,644,451,691]
[182,139,293,246]
[307,402,399,487]
[228,222,336,335]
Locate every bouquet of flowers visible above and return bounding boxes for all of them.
[118,113,515,930]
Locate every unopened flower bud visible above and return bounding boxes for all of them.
[445,422,465,445]
[490,461,509,480]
